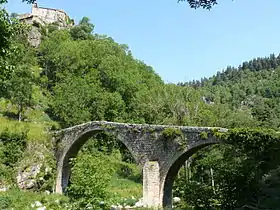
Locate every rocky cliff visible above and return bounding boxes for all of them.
[18,3,74,47]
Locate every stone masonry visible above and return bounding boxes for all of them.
[53,121,227,209]
[19,2,73,27]
[18,2,73,47]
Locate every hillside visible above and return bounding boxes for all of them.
[1,6,280,210]
[180,55,280,130]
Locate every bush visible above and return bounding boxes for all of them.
[0,163,13,185]
[0,195,12,209]
[66,152,114,209]
[0,130,27,184]
[0,130,27,167]
[174,180,221,209]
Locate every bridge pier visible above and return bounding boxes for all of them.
[55,160,70,194]
[143,161,162,208]
[55,167,63,193]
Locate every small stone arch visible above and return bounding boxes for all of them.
[55,124,141,193]
[162,139,221,208]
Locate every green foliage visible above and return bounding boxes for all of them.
[182,55,280,130]
[0,130,27,186]
[115,161,142,183]
[199,131,208,139]
[0,7,12,56]
[70,17,94,40]
[0,195,12,209]
[0,130,27,167]
[67,152,114,209]
[0,113,54,189]
[68,138,142,206]
[174,180,220,209]
[50,75,100,126]
[0,116,51,144]
[177,129,280,209]
[0,21,36,120]
[109,174,142,202]
[162,128,183,139]
[38,26,162,126]
[257,166,280,209]
[211,128,227,139]
[8,67,34,120]
[178,0,218,9]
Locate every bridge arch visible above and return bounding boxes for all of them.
[161,139,221,208]
[55,123,143,193]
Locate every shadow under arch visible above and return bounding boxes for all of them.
[162,142,220,208]
[58,128,138,193]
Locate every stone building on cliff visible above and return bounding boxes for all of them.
[18,1,74,47]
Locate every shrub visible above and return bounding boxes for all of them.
[66,152,114,209]
[161,128,183,140]
[0,195,12,209]
[0,130,27,167]
[0,130,27,184]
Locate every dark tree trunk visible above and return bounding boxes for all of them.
[18,104,23,121]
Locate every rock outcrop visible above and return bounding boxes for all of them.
[18,2,74,47]
[17,163,42,189]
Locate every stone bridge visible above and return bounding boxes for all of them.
[53,121,227,209]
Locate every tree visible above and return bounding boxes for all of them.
[178,0,218,9]
[5,49,35,121]
[0,20,36,121]
[0,7,12,56]
[258,166,280,209]
[8,67,34,121]
[70,17,95,40]
[0,0,33,55]
[51,75,99,126]
[10,13,18,18]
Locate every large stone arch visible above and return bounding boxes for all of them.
[54,121,152,193]
[161,139,221,208]
[56,131,137,193]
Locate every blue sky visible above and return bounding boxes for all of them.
[4,0,280,83]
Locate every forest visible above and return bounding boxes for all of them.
[1,1,280,210]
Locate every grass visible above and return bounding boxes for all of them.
[109,173,142,199]
[0,98,59,144]
[0,116,50,144]
[106,154,143,206]
[108,153,143,199]
[0,188,69,210]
